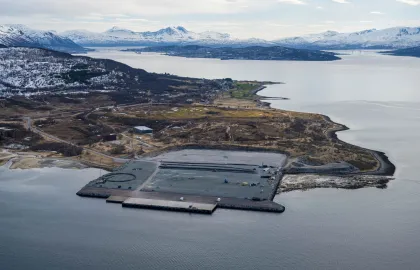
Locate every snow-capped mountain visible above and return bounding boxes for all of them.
[62,25,420,49]
[61,26,273,47]
[276,27,420,49]
[0,24,88,53]
[4,24,420,51]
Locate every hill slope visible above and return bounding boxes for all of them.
[0,25,88,53]
[0,47,225,105]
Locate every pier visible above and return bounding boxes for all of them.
[123,198,217,214]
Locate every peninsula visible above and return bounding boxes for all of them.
[0,46,395,214]
[123,45,341,61]
[380,46,420,58]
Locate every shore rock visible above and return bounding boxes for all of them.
[279,174,393,193]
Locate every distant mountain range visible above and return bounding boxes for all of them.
[381,46,420,58]
[1,24,420,53]
[275,27,420,50]
[61,26,420,50]
[61,26,274,47]
[0,25,88,53]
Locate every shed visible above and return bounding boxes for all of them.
[134,126,153,134]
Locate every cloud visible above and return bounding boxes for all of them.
[278,0,306,5]
[266,22,294,27]
[332,0,350,3]
[0,0,266,17]
[115,18,157,23]
[316,6,324,9]
[370,11,384,15]
[396,0,420,5]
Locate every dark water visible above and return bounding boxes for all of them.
[2,50,420,269]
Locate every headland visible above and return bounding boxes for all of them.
[0,56,395,214]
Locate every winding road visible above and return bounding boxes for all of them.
[24,117,130,164]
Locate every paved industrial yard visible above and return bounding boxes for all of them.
[85,161,158,190]
[78,150,287,213]
[142,163,277,200]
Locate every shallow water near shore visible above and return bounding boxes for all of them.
[2,50,420,269]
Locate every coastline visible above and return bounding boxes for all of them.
[254,85,396,177]
[1,79,395,178]
[322,115,395,176]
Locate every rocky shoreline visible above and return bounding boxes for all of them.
[255,86,396,177]
[279,174,393,193]
[322,115,395,176]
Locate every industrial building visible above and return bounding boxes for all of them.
[134,126,153,134]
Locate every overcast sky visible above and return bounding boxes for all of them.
[1,0,419,39]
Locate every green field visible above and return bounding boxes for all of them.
[229,83,260,99]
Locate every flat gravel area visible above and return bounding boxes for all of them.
[142,166,275,200]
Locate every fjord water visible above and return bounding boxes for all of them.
[2,50,420,270]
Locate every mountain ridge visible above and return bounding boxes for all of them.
[275,27,420,49]
[61,26,273,47]
[0,24,88,53]
[2,24,420,51]
[61,25,420,49]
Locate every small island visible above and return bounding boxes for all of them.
[123,45,341,61]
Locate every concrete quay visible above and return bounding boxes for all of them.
[77,149,287,214]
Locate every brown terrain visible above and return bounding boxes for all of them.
[0,81,382,172]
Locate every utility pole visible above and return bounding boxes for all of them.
[99,158,102,178]
[131,135,135,160]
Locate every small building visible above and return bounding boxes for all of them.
[103,134,117,141]
[134,126,153,134]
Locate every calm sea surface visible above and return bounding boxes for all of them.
[1,50,420,270]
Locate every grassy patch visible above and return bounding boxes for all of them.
[229,83,260,99]
[130,106,278,120]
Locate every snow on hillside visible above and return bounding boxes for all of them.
[0,24,88,53]
[4,24,419,51]
[62,25,420,49]
[0,47,127,92]
[276,27,420,49]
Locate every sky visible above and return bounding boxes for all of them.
[0,0,419,39]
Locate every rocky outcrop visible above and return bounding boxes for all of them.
[279,174,393,193]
